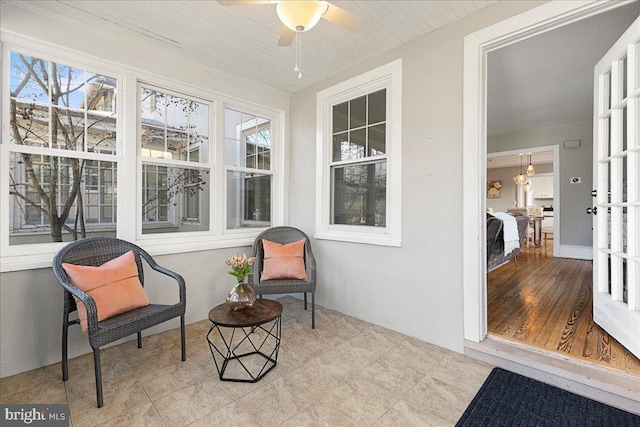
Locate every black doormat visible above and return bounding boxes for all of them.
[456,368,640,426]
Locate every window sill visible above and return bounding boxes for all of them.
[314,231,401,247]
[0,235,257,273]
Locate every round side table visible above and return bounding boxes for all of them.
[206,299,282,382]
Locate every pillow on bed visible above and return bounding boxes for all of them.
[62,251,150,332]
[261,238,308,281]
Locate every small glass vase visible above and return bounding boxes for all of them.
[226,279,256,312]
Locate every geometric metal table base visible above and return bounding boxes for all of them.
[207,299,282,383]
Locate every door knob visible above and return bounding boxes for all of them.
[586,207,598,215]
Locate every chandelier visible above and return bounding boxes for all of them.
[526,153,535,176]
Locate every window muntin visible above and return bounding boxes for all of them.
[224,107,273,229]
[7,51,119,245]
[138,84,212,236]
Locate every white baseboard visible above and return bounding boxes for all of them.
[558,244,593,260]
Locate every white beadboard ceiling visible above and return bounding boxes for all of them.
[8,0,496,93]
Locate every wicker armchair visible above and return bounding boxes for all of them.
[250,227,317,329]
[52,237,186,408]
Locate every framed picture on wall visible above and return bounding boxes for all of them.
[487,180,502,198]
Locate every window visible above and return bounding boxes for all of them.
[331,90,387,227]
[139,85,211,235]
[316,60,402,246]
[224,107,273,229]
[1,39,284,271]
[6,50,118,246]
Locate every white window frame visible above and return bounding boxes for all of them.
[223,103,282,235]
[136,82,214,239]
[0,35,286,272]
[1,42,124,269]
[315,59,402,246]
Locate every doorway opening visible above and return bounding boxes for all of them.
[482,1,640,374]
[462,0,640,400]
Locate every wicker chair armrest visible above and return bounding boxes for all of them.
[58,279,100,333]
[139,251,186,303]
[304,243,316,283]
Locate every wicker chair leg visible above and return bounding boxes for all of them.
[180,315,186,361]
[304,292,308,310]
[311,292,315,329]
[93,348,104,408]
[62,317,69,381]
[137,332,142,349]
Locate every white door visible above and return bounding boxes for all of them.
[592,16,640,359]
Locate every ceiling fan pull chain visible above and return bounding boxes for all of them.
[295,32,302,79]
[294,32,299,72]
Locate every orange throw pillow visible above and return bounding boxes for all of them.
[62,251,150,332]
[261,238,308,281]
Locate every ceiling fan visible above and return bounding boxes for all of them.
[218,1,363,46]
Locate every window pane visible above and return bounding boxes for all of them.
[51,63,84,108]
[10,101,50,147]
[87,115,116,154]
[350,96,366,128]
[333,130,366,162]
[191,101,209,137]
[368,89,386,125]
[165,94,188,132]
[141,88,164,122]
[368,124,386,156]
[86,73,117,114]
[8,152,117,245]
[332,161,386,227]
[224,108,245,139]
[52,107,83,150]
[10,52,50,104]
[227,171,271,229]
[333,102,348,133]
[167,130,188,161]
[332,133,348,162]
[141,164,210,234]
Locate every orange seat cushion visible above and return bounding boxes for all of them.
[261,238,308,281]
[62,251,150,332]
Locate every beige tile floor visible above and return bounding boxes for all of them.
[0,297,494,426]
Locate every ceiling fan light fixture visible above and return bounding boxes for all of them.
[276,1,329,32]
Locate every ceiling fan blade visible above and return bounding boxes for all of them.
[278,25,296,46]
[322,3,362,32]
[216,1,272,6]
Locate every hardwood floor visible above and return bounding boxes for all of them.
[487,242,640,376]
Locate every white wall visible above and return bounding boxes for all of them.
[0,0,544,377]
[0,4,289,377]
[289,1,542,352]
[488,120,593,247]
